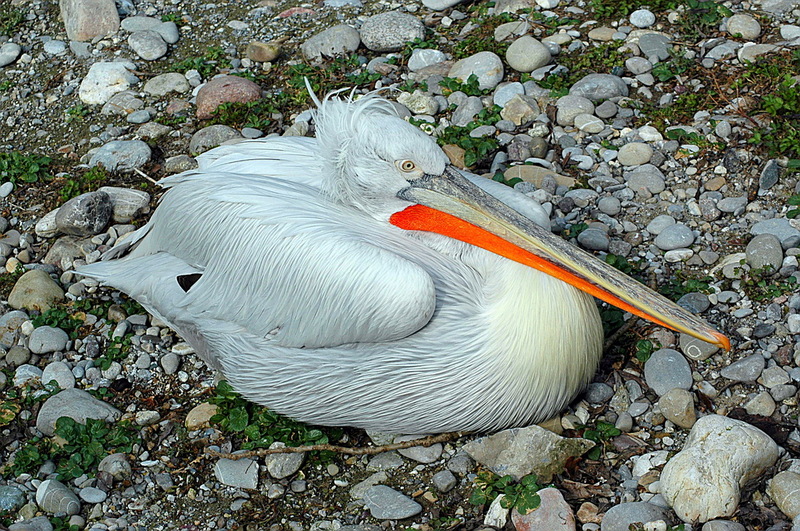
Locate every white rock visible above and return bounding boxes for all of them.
[767,471,800,519]
[630,9,656,28]
[661,415,779,523]
[484,494,509,527]
[726,14,762,40]
[35,209,60,238]
[505,35,551,73]
[79,61,139,105]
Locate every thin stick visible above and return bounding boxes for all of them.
[207,431,466,460]
[134,167,159,185]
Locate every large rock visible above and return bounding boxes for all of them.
[301,25,360,60]
[89,140,152,171]
[97,186,151,222]
[448,51,504,91]
[8,270,64,312]
[59,0,119,41]
[359,12,425,52]
[55,191,113,237]
[462,425,594,482]
[661,415,779,523]
[196,75,262,119]
[36,388,122,436]
[79,61,139,105]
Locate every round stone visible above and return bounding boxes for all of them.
[644,348,692,396]
[727,14,762,40]
[448,51,504,91]
[29,327,69,354]
[617,142,653,166]
[630,9,656,28]
[55,191,113,237]
[89,140,152,172]
[143,73,190,96]
[359,12,425,52]
[301,25,361,60]
[745,233,783,271]
[505,35,551,73]
[128,30,168,60]
[195,75,262,120]
[654,223,694,251]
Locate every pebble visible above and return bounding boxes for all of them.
[643,349,692,396]
[78,487,107,504]
[189,125,243,154]
[246,41,281,63]
[657,388,696,428]
[617,142,653,166]
[301,25,361,60]
[395,435,443,463]
[185,402,218,430]
[638,33,671,61]
[90,139,152,172]
[98,186,151,223]
[363,486,422,519]
[196,75,262,120]
[55,191,114,237]
[654,223,694,251]
[661,415,779,523]
[625,164,665,196]
[629,9,656,28]
[432,470,457,492]
[577,227,610,251]
[556,94,594,126]
[36,479,81,515]
[60,0,119,41]
[143,72,190,96]
[36,388,121,436]
[448,51,504,91]
[359,12,425,52]
[767,471,800,519]
[0,43,22,67]
[78,61,139,105]
[0,485,26,512]
[511,487,574,529]
[14,364,43,386]
[30,326,69,354]
[726,14,762,39]
[720,353,765,382]
[679,333,719,361]
[744,391,776,416]
[505,35,551,73]
[746,233,783,271]
[128,30,168,60]
[600,502,673,531]
[751,218,800,248]
[569,73,628,101]
[266,442,305,478]
[408,48,447,71]
[8,270,65,313]
[214,457,259,489]
[463,425,594,482]
[98,453,132,481]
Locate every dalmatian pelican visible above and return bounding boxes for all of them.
[77,90,728,433]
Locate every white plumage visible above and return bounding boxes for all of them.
[77,91,724,433]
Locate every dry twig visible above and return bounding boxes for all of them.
[207,431,466,460]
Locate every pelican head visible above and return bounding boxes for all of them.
[310,90,729,351]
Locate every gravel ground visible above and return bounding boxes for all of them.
[2,0,800,529]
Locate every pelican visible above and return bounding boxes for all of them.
[76,90,729,433]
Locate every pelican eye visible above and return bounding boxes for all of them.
[397,160,418,173]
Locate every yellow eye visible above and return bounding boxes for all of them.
[398,160,417,172]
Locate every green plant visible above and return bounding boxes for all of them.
[154,114,188,127]
[651,49,695,82]
[787,194,800,219]
[582,421,620,460]
[66,103,90,122]
[675,0,732,40]
[563,222,588,239]
[449,13,513,59]
[659,270,713,301]
[439,74,484,97]
[50,516,80,531]
[0,151,52,184]
[539,42,629,97]
[435,103,502,167]
[0,80,12,91]
[6,437,52,476]
[208,100,276,129]
[397,79,429,93]
[171,46,231,79]
[50,417,138,480]
[0,6,25,36]
[634,339,656,363]
[58,165,109,202]
[492,171,522,188]
[469,471,542,515]
[96,335,133,371]
[209,381,343,458]
[739,264,798,301]
[32,306,84,339]
[161,13,183,23]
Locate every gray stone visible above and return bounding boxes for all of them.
[767,470,800,519]
[14,364,43,386]
[42,361,76,390]
[432,470,457,492]
[89,140,152,172]
[36,479,80,515]
[751,218,800,247]
[301,25,361,60]
[720,354,765,382]
[702,521,745,531]
[9,270,65,313]
[556,94,594,126]
[128,30,167,60]
[143,72,190,96]
[600,502,673,531]
[646,214,675,235]
[658,388,696,428]
[8,516,54,531]
[746,233,783,271]
[126,109,151,124]
[60,0,119,41]
[448,51,504,91]
[577,228,610,251]
[654,223,694,251]
[101,90,144,116]
[98,453,132,481]
[630,9,656,28]
[395,435,443,463]
[29,327,69,354]
[585,382,614,403]
[598,196,621,216]
[679,333,719,361]
[363,485,422,519]
[55,191,113,237]
[643,348,692,396]
[214,457,259,489]
[360,12,424,52]
[36,388,122,436]
[569,73,628,101]
[0,310,30,348]
[677,292,710,313]
[78,61,139,105]
[726,14,761,39]
[625,164,665,196]
[367,451,404,471]
[78,486,107,504]
[408,48,447,71]
[0,485,26,512]
[422,0,463,10]
[617,142,653,166]
[266,442,305,478]
[717,196,747,213]
[462,425,594,482]
[97,186,150,223]
[120,15,161,32]
[745,391,776,416]
[0,43,22,67]
[189,125,242,154]
[661,415,779,523]
[638,33,671,61]
[760,159,780,190]
[451,96,483,127]
[505,35,551,73]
